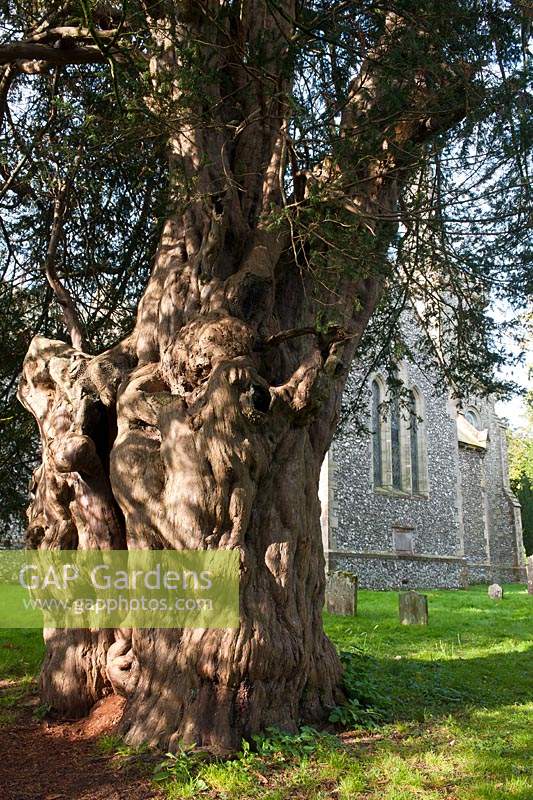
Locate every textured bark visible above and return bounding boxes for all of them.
[16,2,474,751]
[18,338,128,715]
[19,230,359,746]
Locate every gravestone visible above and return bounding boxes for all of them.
[527,556,533,596]
[488,583,503,600]
[399,590,428,625]
[325,572,358,616]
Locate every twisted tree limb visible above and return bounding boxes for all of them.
[43,170,87,352]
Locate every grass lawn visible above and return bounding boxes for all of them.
[0,627,44,726]
[1,584,532,799]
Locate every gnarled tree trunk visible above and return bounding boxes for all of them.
[17,2,471,751]
[18,221,370,749]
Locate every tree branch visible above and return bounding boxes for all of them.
[340,12,474,160]
[0,64,15,132]
[260,327,317,349]
[0,41,108,68]
[43,169,87,352]
[29,26,121,43]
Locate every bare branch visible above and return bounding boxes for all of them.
[29,26,121,43]
[260,327,318,348]
[43,166,88,352]
[0,41,108,68]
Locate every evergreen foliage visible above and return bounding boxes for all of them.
[0,1,531,537]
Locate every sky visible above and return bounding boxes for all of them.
[496,386,530,430]
[493,302,531,430]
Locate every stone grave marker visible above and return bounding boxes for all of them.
[488,583,503,600]
[399,590,428,625]
[527,556,533,596]
[325,572,358,616]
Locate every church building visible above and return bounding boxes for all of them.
[320,357,526,589]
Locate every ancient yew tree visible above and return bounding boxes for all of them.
[0,1,530,750]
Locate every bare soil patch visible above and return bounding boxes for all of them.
[0,695,160,800]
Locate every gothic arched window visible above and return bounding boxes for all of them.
[409,390,420,494]
[371,379,383,486]
[390,392,402,490]
[370,374,427,497]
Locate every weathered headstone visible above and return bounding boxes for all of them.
[399,590,428,625]
[488,583,503,600]
[325,572,358,616]
[526,556,533,596]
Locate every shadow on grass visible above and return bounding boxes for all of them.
[340,645,533,799]
[342,646,533,725]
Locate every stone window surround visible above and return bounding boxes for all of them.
[369,369,429,499]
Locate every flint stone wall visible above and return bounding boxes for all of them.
[322,336,526,589]
[325,355,466,589]
[459,397,525,584]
